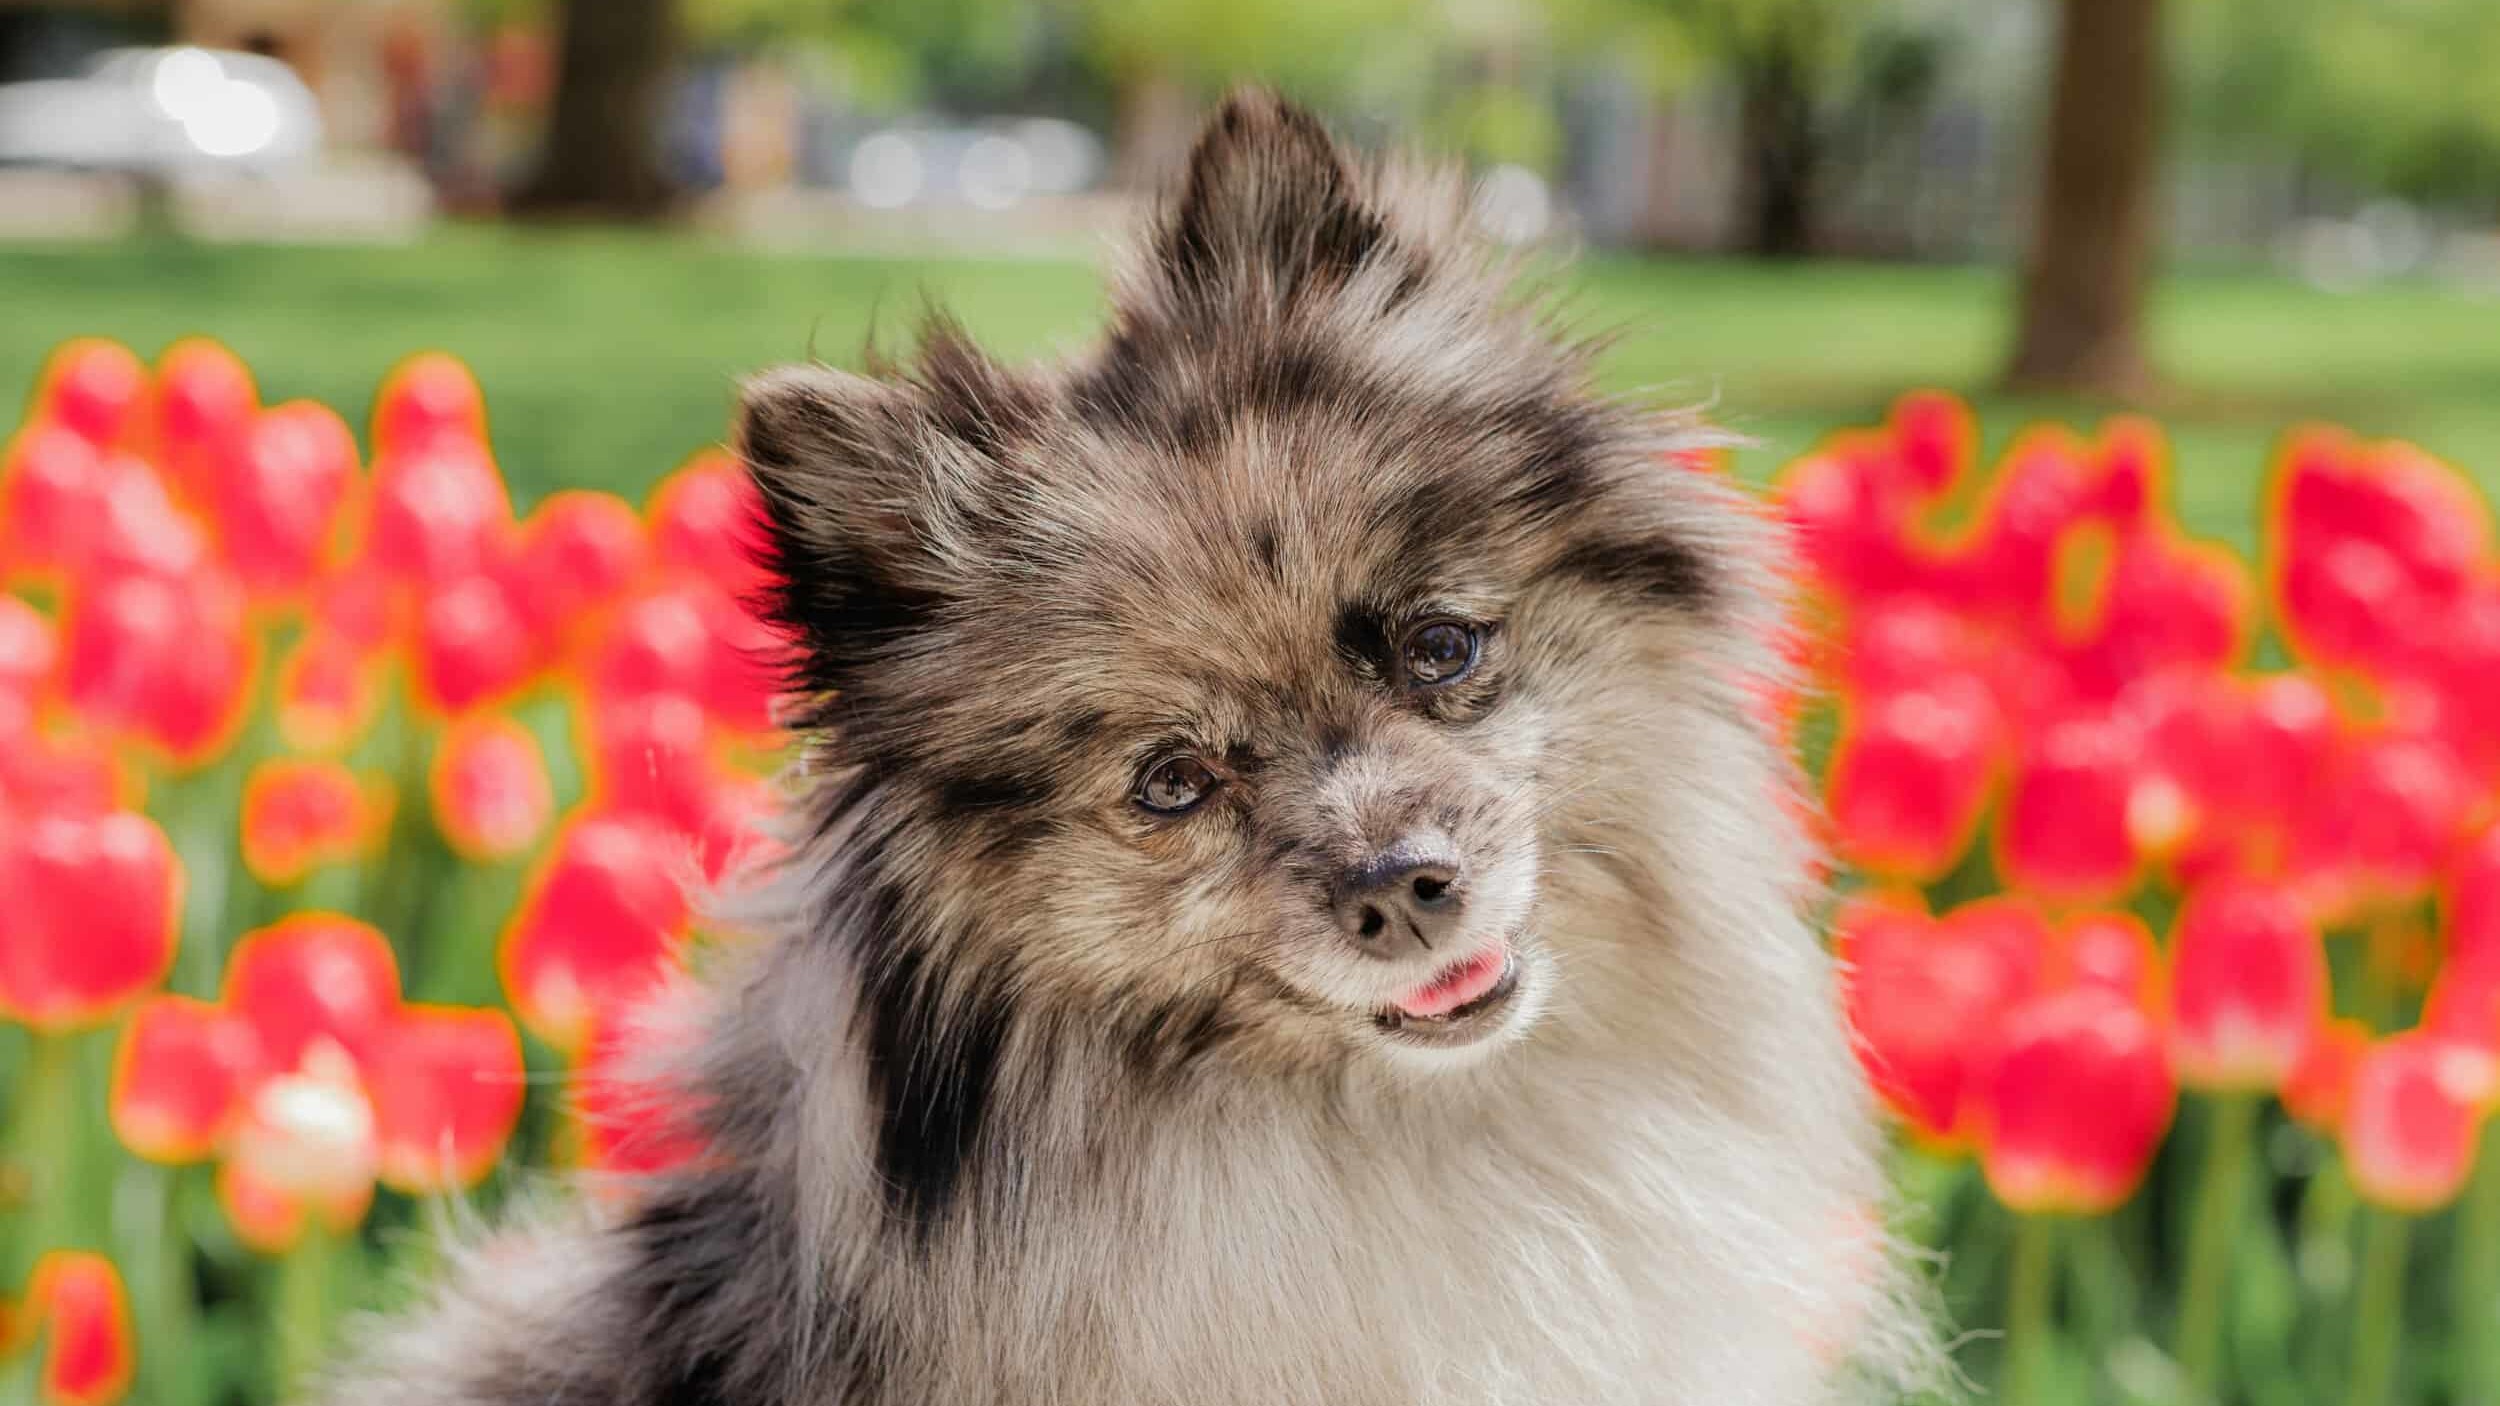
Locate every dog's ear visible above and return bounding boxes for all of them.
[735,328,1036,684]
[1150,89,1401,317]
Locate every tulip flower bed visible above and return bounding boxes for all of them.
[1787,394,2500,1406]
[1,339,774,1406]
[3,339,2498,1406]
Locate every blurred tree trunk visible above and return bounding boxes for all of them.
[513,0,678,219]
[2004,0,2163,396]
[1735,37,1819,259]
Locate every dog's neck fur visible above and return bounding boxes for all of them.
[619,687,1910,1406]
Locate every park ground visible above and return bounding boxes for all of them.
[5,227,2499,558]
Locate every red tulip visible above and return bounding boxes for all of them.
[2053,910,2160,1007]
[110,995,259,1161]
[582,579,715,707]
[2059,529,2252,701]
[35,338,147,449]
[430,714,554,862]
[0,700,132,821]
[1959,427,2105,623]
[411,570,541,715]
[2304,725,2480,907]
[371,352,487,458]
[78,453,211,586]
[220,1039,377,1247]
[500,811,694,1054]
[0,593,57,704]
[1823,675,2001,880]
[0,423,103,580]
[513,489,647,648]
[2449,824,2500,983]
[365,441,513,590]
[646,450,770,602]
[1971,987,2175,1214]
[574,999,709,1178]
[1777,441,1936,604]
[239,758,376,885]
[587,692,719,835]
[2284,1017,2371,1135]
[1885,391,1973,497]
[215,401,359,601]
[273,627,386,756]
[60,566,258,766]
[1997,711,2141,902]
[111,914,525,1251]
[2168,879,2327,1091]
[1837,892,2045,1147]
[21,1250,136,1406]
[0,810,180,1032]
[367,1004,526,1193]
[148,338,257,509]
[2344,1032,2489,1213]
[1836,597,1982,698]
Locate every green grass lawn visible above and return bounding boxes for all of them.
[5,227,2498,557]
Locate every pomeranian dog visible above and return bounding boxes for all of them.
[325,92,1936,1405]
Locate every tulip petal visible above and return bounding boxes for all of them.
[222,915,403,1075]
[111,995,259,1163]
[25,1250,136,1406]
[370,1004,526,1194]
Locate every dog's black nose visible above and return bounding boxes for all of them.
[1334,834,1465,957]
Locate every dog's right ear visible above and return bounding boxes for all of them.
[734,352,1020,685]
[1148,89,1399,318]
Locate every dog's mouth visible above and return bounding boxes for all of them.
[1372,936,1524,1048]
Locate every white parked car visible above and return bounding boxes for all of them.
[0,46,323,175]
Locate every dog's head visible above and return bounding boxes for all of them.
[738,94,1781,1112]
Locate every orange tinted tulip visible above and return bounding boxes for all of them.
[2168,879,2327,1091]
[1972,987,2176,1214]
[2284,1017,2373,1135]
[23,1251,136,1406]
[368,1004,526,1192]
[2344,1033,2489,1213]
[239,758,376,885]
[0,810,179,1031]
[273,627,387,755]
[430,714,554,861]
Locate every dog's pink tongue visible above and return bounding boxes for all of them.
[1393,944,1508,1018]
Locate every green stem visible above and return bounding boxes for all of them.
[274,1223,337,1398]
[2007,1213,2060,1404]
[3,1035,82,1286]
[2458,1127,2500,1405]
[2179,1092,2261,1393]
[2348,1209,2411,1406]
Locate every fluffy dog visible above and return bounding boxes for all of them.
[324,91,1937,1405]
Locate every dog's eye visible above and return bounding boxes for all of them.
[1136,756,1220,814]
[1400,621,1480,687]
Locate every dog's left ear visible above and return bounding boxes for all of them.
[734,325,1039,689]
[1149,89,1406,318]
